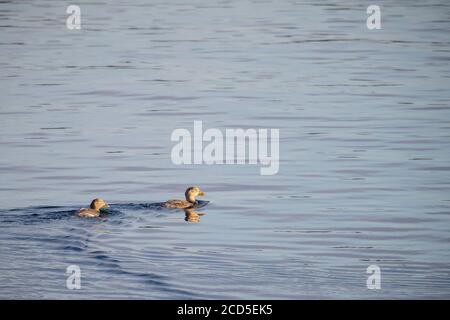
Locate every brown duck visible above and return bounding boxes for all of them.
[163,186,206,209]
[77,198,109,218]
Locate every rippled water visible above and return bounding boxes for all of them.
[1,0,450,299]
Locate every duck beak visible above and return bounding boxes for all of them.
[198,191,206,196]
[104,204,110,209]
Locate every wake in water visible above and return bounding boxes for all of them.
[0,200,210,225]
[0,201,210,299]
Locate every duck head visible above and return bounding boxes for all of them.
[89,198,110,211]
[185,186,206,204]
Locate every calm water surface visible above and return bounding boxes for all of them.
[1,0,450,299]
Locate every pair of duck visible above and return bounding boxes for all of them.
[77,186,206,218]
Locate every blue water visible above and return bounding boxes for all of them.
[1,0,450,299]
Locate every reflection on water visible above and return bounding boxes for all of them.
[184,208,207,223]
[1,0,450,299]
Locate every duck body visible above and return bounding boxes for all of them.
[76,198,109,218]
[77,208,101,218]
[162,186,207,209]
[163,199,195,209]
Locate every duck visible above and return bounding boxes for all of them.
[163,186,207,209]
[77,198,109,218]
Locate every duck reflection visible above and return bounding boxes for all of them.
[184,208,206,223]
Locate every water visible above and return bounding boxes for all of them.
[1,0,450,299]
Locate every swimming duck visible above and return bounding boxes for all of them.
[163,186,206,209]
[77,198,109,218]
